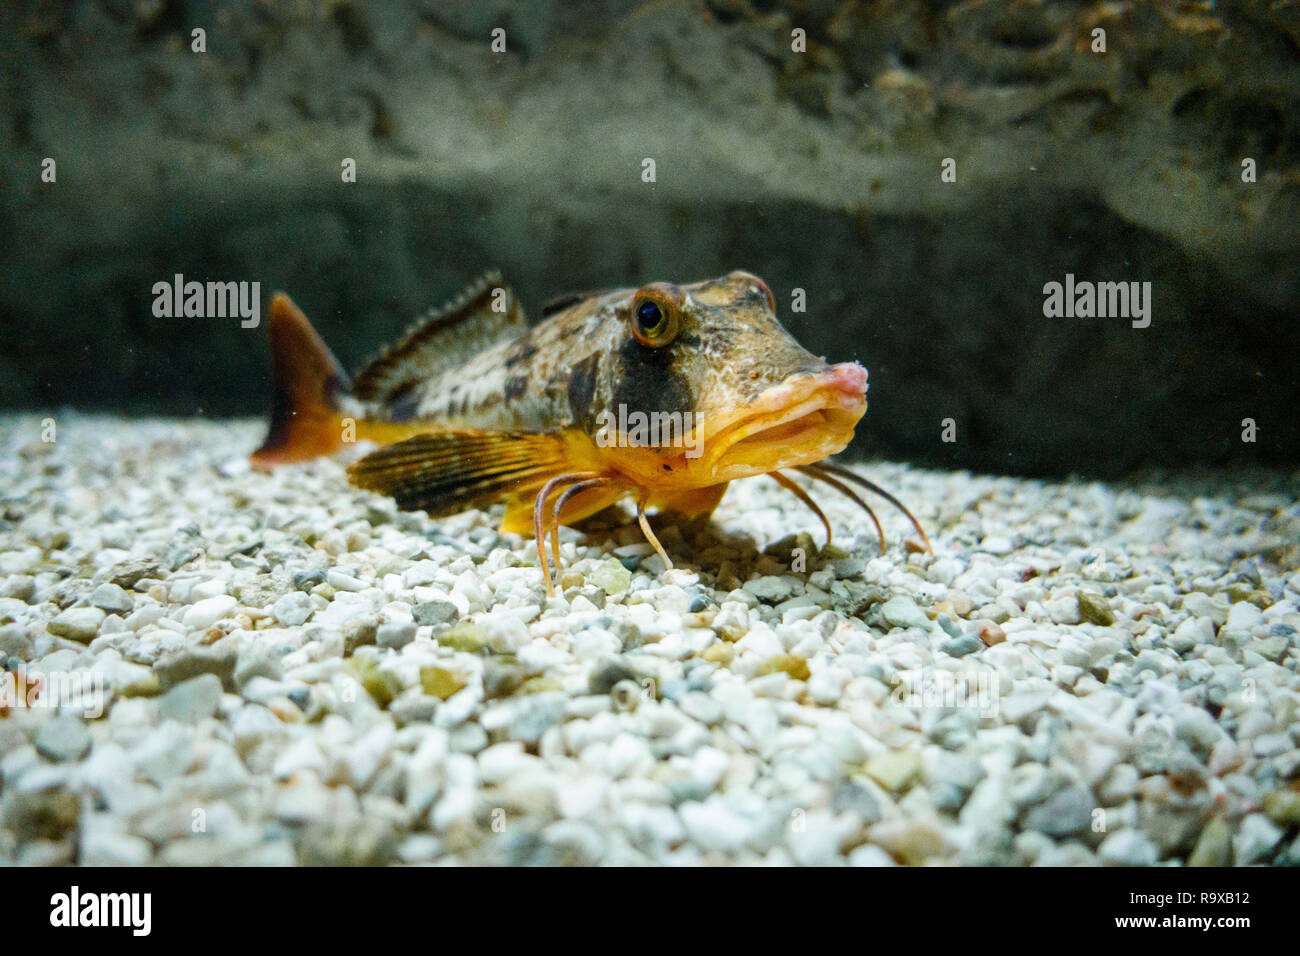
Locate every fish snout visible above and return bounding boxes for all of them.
[822,361,868,398]
[778,362,867,404]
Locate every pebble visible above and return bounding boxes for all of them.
[1021,786,1093,838]
[508,693,567,744]
[234,647,283,689]
[327,569,366,592]
[412,600,458,627]
[938,634,982,658]
[1262,791,1300,828]
[588,559,633,595]
[744,576,796,604]
[865,751,921,793]
[1226,601,1262,630]
[271,591,315,626]
[90,582,133,614]
[377,622,417,650]
[1234,813,1282,865]
[589,659,637,695]
[35,716,93,762]
[182,595,238,629]
[679,798,754,853]
[3,416,1292,866]
[80,829,153,866]
[154,646,236,691]
[847,844,897,867]
[293,569,327,591]
[157,674,223,724]
[1183,592,1229,625]
[47,607,105,643]
[832,781,883,823]
[1076,591,1115,626]
[879,596,929,630]
[1099,829,1160,866]
[678,692,724,725]
[1188,816,1232,867]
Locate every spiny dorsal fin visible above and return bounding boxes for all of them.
[351,271,525,403]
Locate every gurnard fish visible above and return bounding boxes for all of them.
[250,271,930,592]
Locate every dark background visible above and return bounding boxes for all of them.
[2,0,1297,478]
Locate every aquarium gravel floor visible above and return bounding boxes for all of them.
[1,414,1298,866]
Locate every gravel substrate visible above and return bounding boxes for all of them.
[1,413,1298,866]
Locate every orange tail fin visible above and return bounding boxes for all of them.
[250,293,350,467]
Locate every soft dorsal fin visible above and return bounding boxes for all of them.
[351,271,525,403]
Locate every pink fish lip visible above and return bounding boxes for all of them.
[823,361,868,398]
[699,361,868,477]
[754,362,868,416]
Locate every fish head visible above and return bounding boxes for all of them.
[583,271,867,487]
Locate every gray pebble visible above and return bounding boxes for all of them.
[89,582,133,614]
[831,782,882,823]
[508,693,567,744]
[35,715,92,762]
[292,569,326,591]
[412,600,458,627]
[377,622,416,650]
[162,543,202,571]
[880,595,930,630]
[1022,786,1093,838]
[104,559,162,590]
[930,781,970,814]
[830,558,866,579]
[589,659,636,695]
[154,645,236,691]
[234,647,284,690]
[939,634,983,658]
[936,614,963,638]
[157,674,223,724]
[744,575,796,603]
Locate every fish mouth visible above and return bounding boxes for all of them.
[702,362,867,481]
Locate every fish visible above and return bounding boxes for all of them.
[250,270,931,592]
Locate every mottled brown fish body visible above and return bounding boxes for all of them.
[251,269,924,594]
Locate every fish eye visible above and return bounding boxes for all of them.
[629,287,681,347]
[637,299,662,329]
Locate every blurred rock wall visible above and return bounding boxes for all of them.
[2,0,1297,476]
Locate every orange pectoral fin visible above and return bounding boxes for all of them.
[251,293,350,467]
[347,428,574,518]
